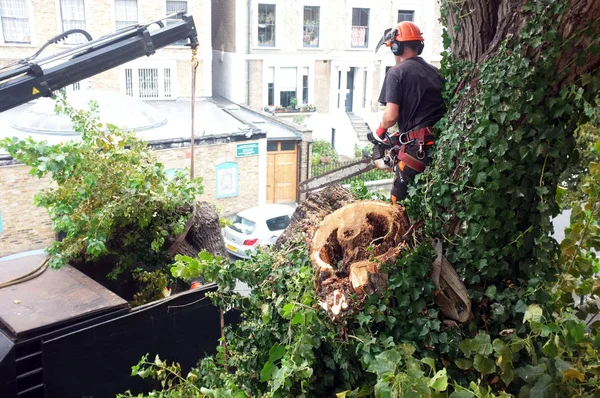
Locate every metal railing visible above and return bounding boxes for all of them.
[311,159,391,184]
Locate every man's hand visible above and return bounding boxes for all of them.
[367,131,389,146]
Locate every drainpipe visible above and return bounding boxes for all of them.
[247,0,251,106]
[296,140,302,203]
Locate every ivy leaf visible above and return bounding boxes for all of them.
[485,285,497,299]
[569,322,585,342]
[563,368,586,382]
[529,374,552,398]
[472,332,493,355]
[454,358,473,370]
[374,381,392,398]
[268,344,286,362]
[260,361,275,382]
[450,392,475,398]
[428,369,448,392]
[541,337,558,358]
[515,300,528,313]
[523,304,543,323]
[291,312,304,325]
[281,303,294,318]
[367,358,395,377]
[473,354,495,376]
[421,357,436,371]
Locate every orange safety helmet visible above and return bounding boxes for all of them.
[391,21,424,42]
[375,21,424,55]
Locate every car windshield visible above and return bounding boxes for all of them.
[230,216,256,235]
[266,215,291,232]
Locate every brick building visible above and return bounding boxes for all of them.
[0,0,213,99]
[211,0,444,157]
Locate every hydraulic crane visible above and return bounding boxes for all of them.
[0,12,198,113]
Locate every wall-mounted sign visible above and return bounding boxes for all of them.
[236,143,259,157]
[216,162,238,198]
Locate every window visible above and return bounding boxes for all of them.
[397,10,414,22]
[280,142,295,151]
[258,3,275,46]
[303,6,319,47]
[267,142,278,151]
[279,67,297,108]
[59,0,86,45]
[138,68,159,98]
[231,216,256,235]
[266,215,290,232]
[124,66,174,99]
[302,67,308,104]
[115,0,137,30]
[0,0,30,43]
[166,0,188,45]
[351,8,369,48]
[267,66,274,106]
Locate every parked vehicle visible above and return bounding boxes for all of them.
[223,204,295,258]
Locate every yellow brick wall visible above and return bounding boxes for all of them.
[0,139,261,257]
[0,164,55,256]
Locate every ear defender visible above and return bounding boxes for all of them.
[391,40,404,56]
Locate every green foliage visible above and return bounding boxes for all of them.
[119,1,600,396]
[131,269,169,307]
[311,139,339,166]
[0,92,204,270]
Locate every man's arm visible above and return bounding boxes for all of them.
[381,102,399,130]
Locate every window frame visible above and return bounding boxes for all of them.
[0,0,34,45]
[302,5,320,48]
[113,0,140,30]
[163,0,191,47]
[397,10,414,22]
[257,3,276,47]
[350,7,370,49]
[120,60,177,100]
[55,0,88,46]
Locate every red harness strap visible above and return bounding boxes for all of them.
[397,127,435,173]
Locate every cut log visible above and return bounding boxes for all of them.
[310,201,411,319]
[275,184,356,249]
[168,201,227,259]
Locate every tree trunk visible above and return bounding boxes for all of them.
[168,201,227,259]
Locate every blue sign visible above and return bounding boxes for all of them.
[216,162,238,198]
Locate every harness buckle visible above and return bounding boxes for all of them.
[398,132,413,145]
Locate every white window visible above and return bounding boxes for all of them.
[351,8,369,48]
[258,3,275,47]
[66,79,88,91]
[0,0,30,44]
[115,0,137,30]
[279,67,297,108]
[397,10,414,22]
[59,0,86,45]
[123,65,174,99]
[166,0,187,45]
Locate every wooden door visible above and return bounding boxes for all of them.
[266,142,297,203]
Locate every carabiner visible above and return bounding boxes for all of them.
[416,142,425,159]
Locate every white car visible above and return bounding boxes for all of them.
[223,204,295,259]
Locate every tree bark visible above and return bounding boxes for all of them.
[168,201,227,259]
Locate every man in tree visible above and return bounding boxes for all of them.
[369,21,445,205]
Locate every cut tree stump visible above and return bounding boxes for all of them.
[310,200,411,319]
[168,201,227,259]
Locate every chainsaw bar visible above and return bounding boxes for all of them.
[298,157,376,193]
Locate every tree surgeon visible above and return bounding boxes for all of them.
[369,21,445,205]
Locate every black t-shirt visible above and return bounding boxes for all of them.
[378,57,445,133]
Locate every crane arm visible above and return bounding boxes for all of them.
[0,12,198,113]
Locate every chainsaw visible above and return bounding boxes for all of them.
[298,133,398,194]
